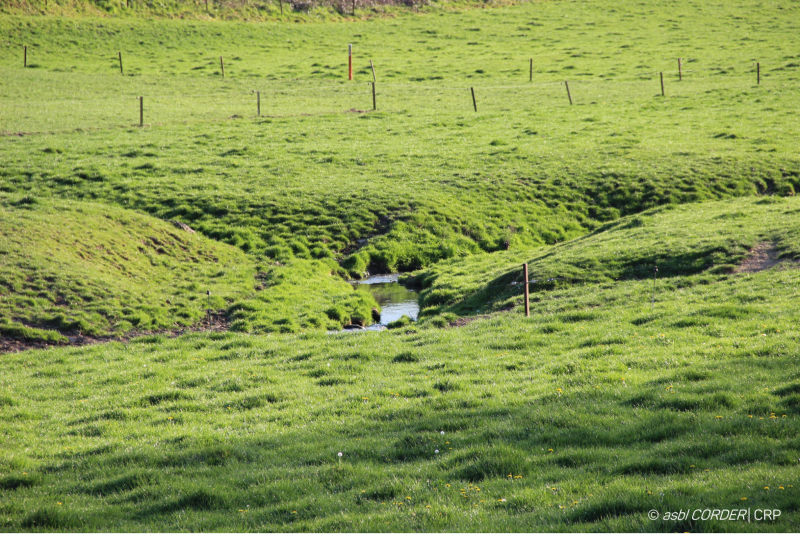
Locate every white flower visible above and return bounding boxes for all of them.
[435,450,439,454]
[338,452,342,457]
[440,431,445,435]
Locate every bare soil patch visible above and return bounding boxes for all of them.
[734,243,782,273]
[0,310,231,355]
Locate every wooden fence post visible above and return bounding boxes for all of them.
[523,263,530,317]
[139,96,143,126]
[372,82,376,111]
[118,51,123,75]
[757,62,760,84]
[564,81,572,105]
[220,56,224,78]
[529,58,533,82]
[257,91,261,116]
[660,72,664,97]
[348,44,353,80]
[678,58,682,81]
[471,87,477,112]
[370,59,376,83]
[24,45,27,68]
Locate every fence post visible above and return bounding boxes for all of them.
[529,58,533,82]
[118,51,123,75]
[348,44,353,80]
[564,81,572,105]
[370,59,376,83]
[678,58,682,81]
[660,72,664,97]
[257,91,261,116]
[24,45,27,68]
[139,96,143,126]
[757,62,760,84]
[523,263,530,317]
[372,82,376,111]
[471,87,477,112]
[279,0,283,15]
[220,56,224,78]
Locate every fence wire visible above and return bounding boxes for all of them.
[1,66,796,133]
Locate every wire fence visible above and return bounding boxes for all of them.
[2,61,797,134]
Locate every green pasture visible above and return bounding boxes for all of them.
[1,261,799,531]
[2,0,800,530]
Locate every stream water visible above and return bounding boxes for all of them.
[350,274,419,330]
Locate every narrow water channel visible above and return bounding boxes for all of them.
[350,274,419,329]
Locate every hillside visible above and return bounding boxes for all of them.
[406,197,800,321]
[0,196,377,345]
[1,0,800,530]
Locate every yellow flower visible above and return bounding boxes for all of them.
[779,486,784,490]
[426,505,431,508]
[57,502,62,506]
[690,465,695,468]
[741,497,747,501]
[446,484,450,488]
[406,496,411,500]
[291,511,297,514]
[548,449,554,452]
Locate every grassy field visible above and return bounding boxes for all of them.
[2,0,800,531]
[1,248,799,530]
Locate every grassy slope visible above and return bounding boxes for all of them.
[0,195,254,339]
[1,258,798,530]
[1,1,799,530]
[2,0,800,278]
[0,196,377,337]
[406,197,800,319]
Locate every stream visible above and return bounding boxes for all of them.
[349,274,419,331]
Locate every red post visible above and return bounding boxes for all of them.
[348,44,353,80]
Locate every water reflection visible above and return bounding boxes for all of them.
[350,274,419,327]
